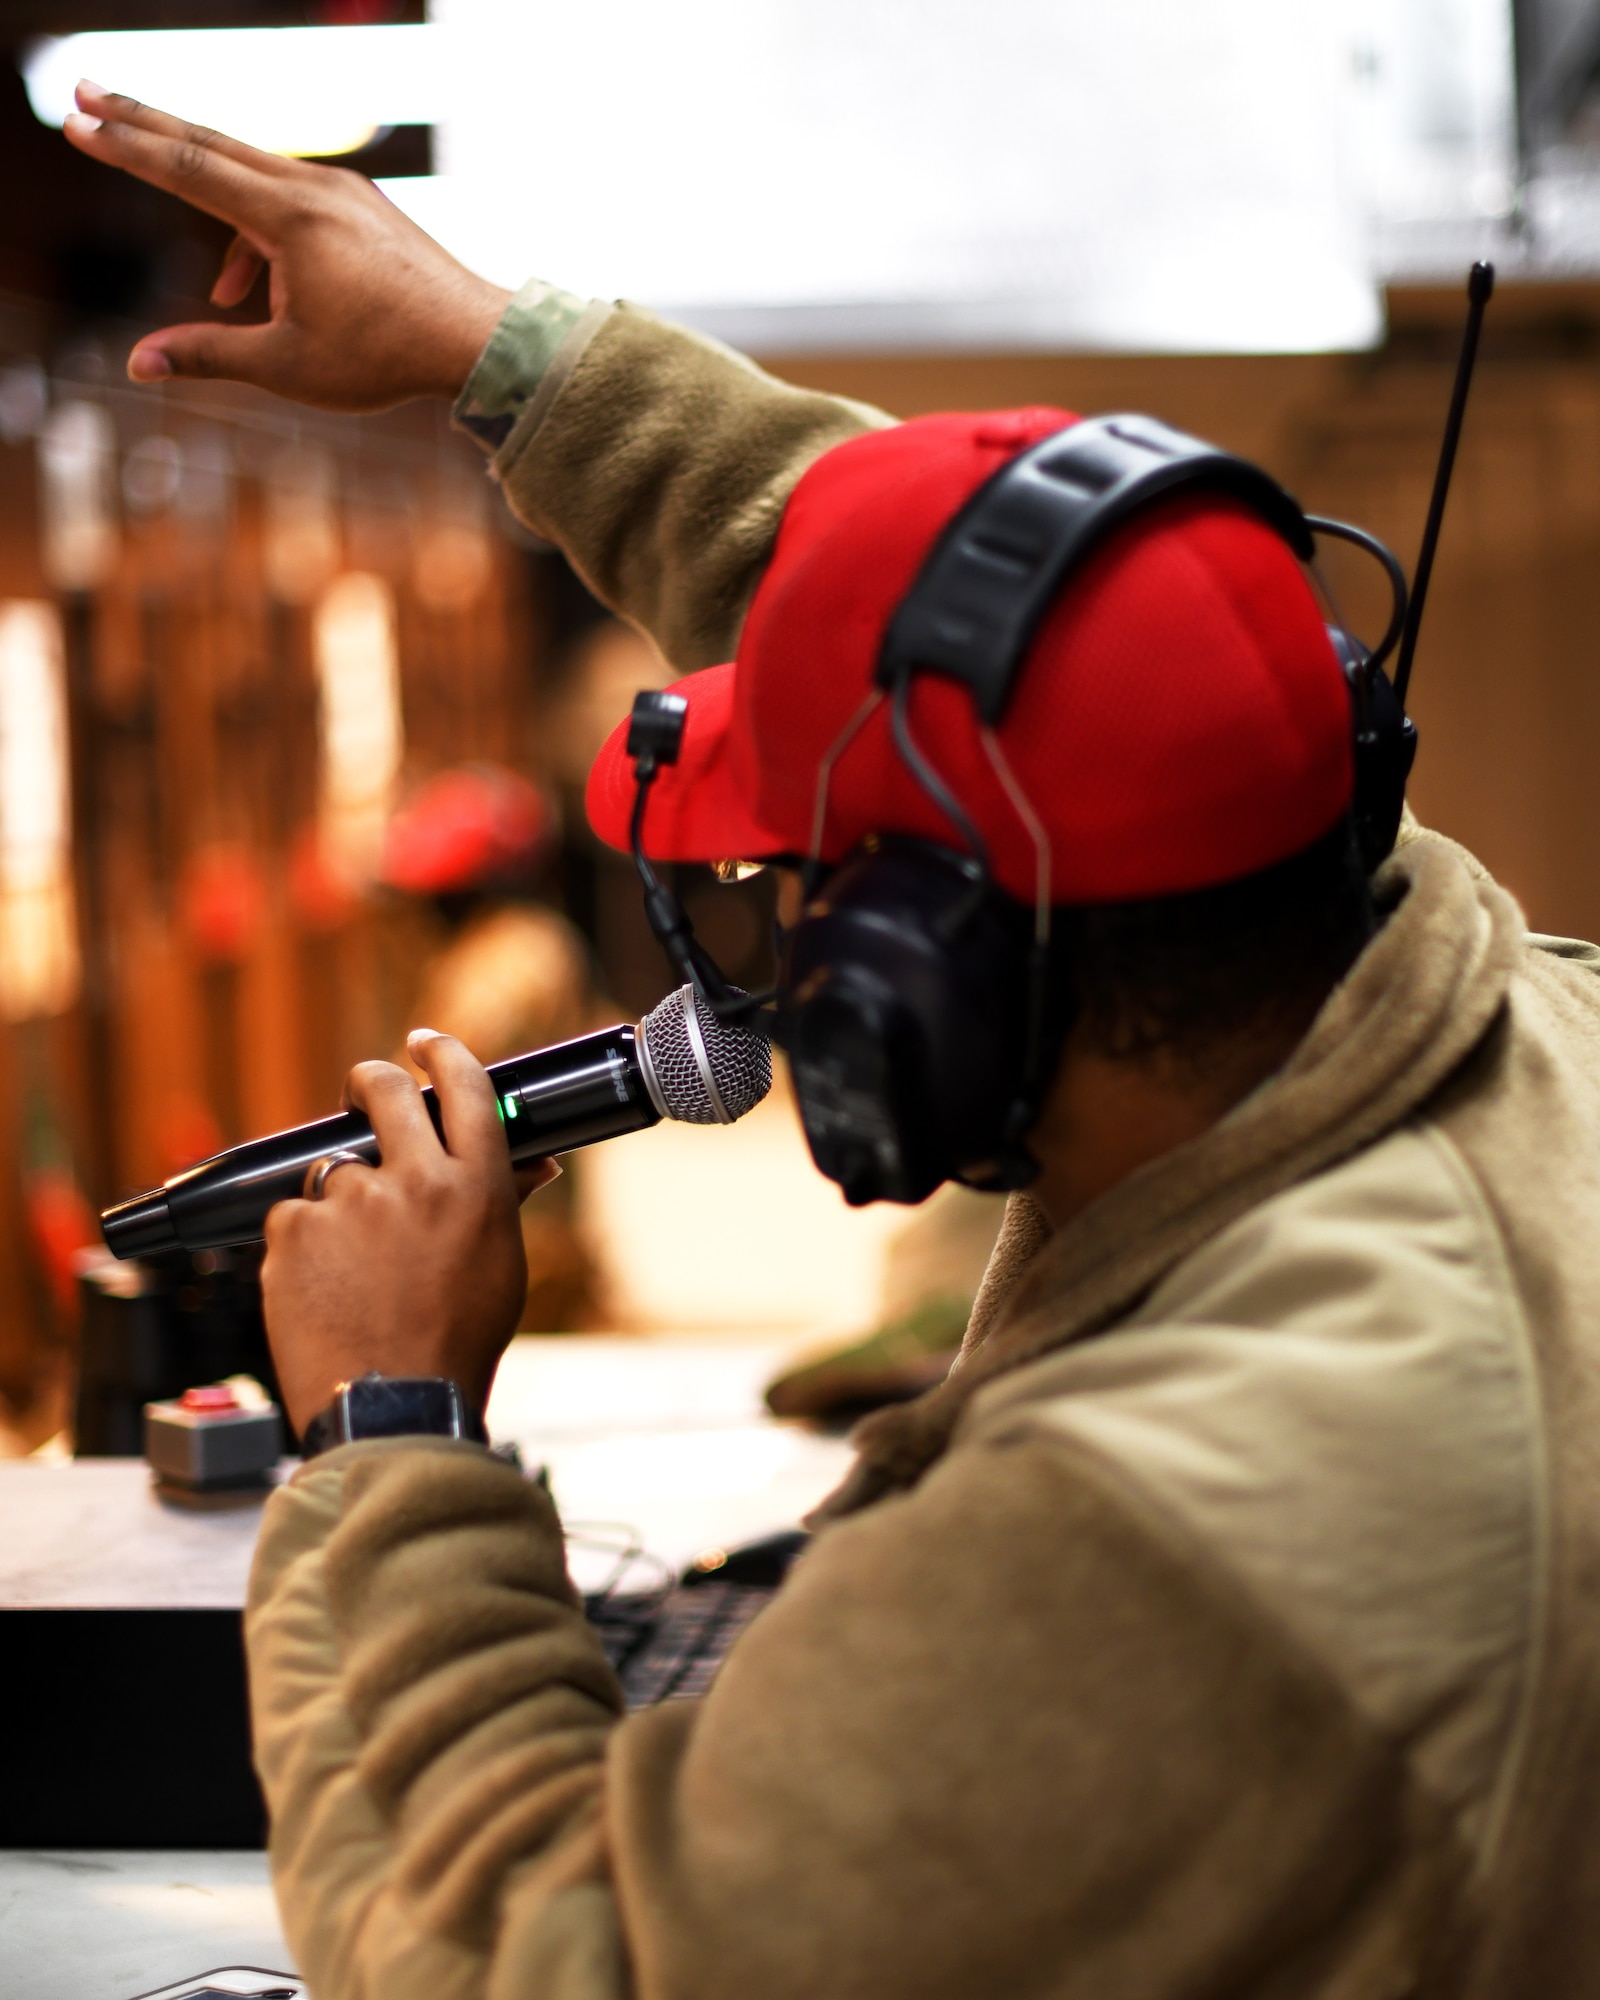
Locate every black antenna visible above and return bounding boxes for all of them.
[1394,261,1495,709]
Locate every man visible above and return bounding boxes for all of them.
[70,84,1600,1998]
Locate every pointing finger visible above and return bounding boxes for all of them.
[65,92,296,238]
[75,79,298,177]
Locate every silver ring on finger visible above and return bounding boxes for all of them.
[304,1150,370,1202]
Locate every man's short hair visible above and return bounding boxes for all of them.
[1058,815,1375,1071]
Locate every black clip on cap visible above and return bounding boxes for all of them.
[627,690,689,770]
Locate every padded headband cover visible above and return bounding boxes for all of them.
[876,413,1317,724]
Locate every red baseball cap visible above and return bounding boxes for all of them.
[585,408,1352,904]
[383,765,553,894]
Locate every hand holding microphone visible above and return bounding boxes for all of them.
[101,984,772,1259]
[260,1031,532,1434]
[99,987,772,1430]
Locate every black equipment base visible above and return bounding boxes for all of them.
[0,1609,266,1848]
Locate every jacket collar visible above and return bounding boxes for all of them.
[813,833,1524,1523]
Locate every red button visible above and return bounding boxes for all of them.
[180,1384,239,1414]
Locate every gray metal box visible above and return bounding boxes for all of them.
[144,1394,282,1488]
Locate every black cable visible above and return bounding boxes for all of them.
[127,1969,300,2000]
[629,764,729,1003]
[1304,515,1410,677]
[889,673,990,875]
[627,757,656,858]
[1394,261,1495,709]
[628,757,777,1030]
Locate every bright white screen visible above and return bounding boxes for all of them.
[22,4,1523,352]
[403,0,1380,353]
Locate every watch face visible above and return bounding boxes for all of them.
[343,1375,468,1440]
[302,1374,487,1457]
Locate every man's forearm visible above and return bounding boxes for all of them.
[247,1417,1428,2000]
[456,288,895,671]
[247,1438,627,2000]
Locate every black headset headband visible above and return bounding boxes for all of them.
[875,413,1316,726]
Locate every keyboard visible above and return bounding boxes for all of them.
[585,1529,807,1706]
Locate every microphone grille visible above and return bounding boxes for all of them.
[639,985,772,1125]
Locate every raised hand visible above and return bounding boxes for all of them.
[64,80,511,410]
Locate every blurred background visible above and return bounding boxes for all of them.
[0,0,1598,1451]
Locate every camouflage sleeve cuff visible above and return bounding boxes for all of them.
[452,277,597,452]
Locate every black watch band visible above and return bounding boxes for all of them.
[300,1373,488,1459]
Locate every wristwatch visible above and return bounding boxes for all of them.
[300,1373,489,1458]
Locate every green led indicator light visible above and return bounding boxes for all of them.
[501,1094,519,1122]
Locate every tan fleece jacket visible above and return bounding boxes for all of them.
[465,296,893,671]
[246,301,1600,1997]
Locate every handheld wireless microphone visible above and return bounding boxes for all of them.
[99,984,772,1260]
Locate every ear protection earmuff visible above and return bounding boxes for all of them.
[629,268,1494,1209]
[780,836,1047,1204]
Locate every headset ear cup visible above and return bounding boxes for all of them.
[779,839,1042,1205]
[1345,658,1417,871]
[786,967,943,1205]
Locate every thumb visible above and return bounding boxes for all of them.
[514,1159,564,1203]
[128,319,287,390]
